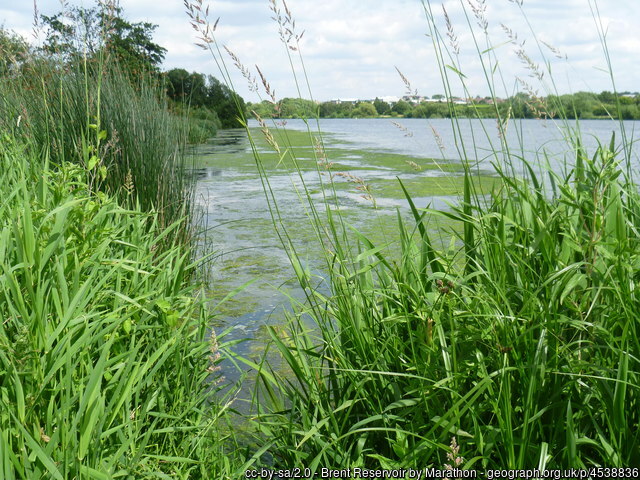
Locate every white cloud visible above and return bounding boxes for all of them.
[2,0,639,100]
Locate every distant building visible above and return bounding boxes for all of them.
[326,94,502,106]
[401,94,429,104]
[379,95,400,105]
[328,98,359,105]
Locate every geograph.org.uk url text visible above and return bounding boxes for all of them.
[487,467,639,479]
[245,466,640,480]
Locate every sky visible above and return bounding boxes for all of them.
[1,0,639,102]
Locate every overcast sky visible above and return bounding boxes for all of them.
[2,0,639,102]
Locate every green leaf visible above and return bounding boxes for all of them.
[560,272,587,305]
[613,350,629,432]
[445,64,467,78]
[88,155,99,170]
[12,419,63,480]
[156,299,171,313]
[566,401,577,465]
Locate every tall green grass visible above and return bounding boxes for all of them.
[249,140,640,469]
[0,133,242,478]
[0,12,250,478]
[0,59,193,231]
[185,0,640,471]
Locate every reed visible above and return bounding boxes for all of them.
[0,15,242,475]
[0,58,194,234]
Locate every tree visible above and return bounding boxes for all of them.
[331,102,355,118]
[391,100,411,116]
[278,97,318,118]
[166,68,207,105]
[598,91,616,104]
[205,76,246,128]
[40,3,166,74]
[106,14,166,74]
[373,97,390,115]
[353,102,377,118]
[409,101,448,118]
[250,100,278,118]
[165,69,246,128]
[319,101,343,118]
[508,92,533,119]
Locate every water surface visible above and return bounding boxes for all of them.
[195,117,640,360]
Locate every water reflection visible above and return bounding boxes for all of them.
[190,168,222,180]
[205,128,248,154]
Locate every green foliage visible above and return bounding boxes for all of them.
[0,136,240,478]
[250,135,640,472]
[391,99,412,115]
[249,92,640,121]
[319,100,354,118]
[406,100,452,118]
[39,2,166,75]
[373,97,391,115]
[166,68,246,129]
[0,62,193,231]
[0,29,30,76]
[250,99,278,118]
[207,76,246,128]
[185,106,223,143]
[166,68,208,105]
[0,5,247,477]
[279,97,319,118]
[352,101,378,118]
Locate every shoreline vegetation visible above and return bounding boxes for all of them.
[248,91,640,121]
[0,14,246,146]
[1,0,639,477]
[0,2,241,477]
[0,136,234,477]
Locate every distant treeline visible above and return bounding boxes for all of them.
[249,91,640,120]
[164,68,246,141]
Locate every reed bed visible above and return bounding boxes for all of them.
[0,29,243,476]
[249,139,640,469]
[0,60,193,232]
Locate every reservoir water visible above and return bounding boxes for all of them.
[280,117,639,170]
[193,117,639,358]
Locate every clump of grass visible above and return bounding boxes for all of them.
[188,0,640,471]
[0,133,241,477]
